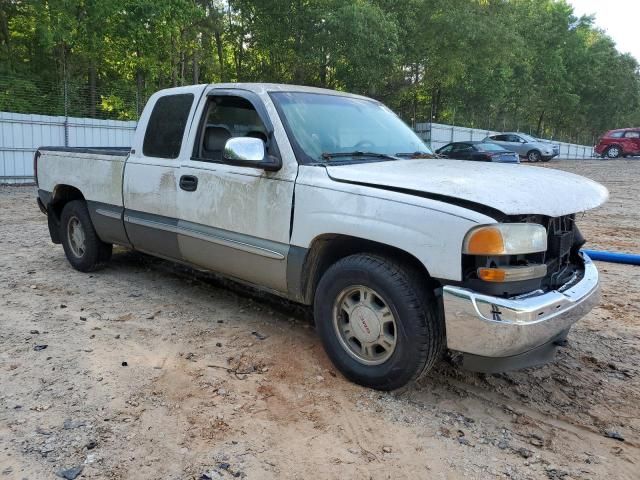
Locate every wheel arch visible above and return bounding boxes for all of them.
[49,184,86,220]
[289,233,440,305]
[45,185,86,243]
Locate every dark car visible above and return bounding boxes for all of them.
[594,128,640,158]
[436,141,520,163]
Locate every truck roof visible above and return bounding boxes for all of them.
[154,83,373,101]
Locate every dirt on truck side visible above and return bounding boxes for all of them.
[1,159,639,479]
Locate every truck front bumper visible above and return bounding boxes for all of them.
[442,253,599,372]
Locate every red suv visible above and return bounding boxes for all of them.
[595,128,640,158]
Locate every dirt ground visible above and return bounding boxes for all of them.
[1,159,639,480]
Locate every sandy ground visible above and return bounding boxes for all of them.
[1,159,639,480]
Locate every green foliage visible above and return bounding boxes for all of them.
[0,0,638,142]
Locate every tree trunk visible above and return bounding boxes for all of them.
[536,110,545,137]
[319,50,327,87]
[88,63,97,118]
[180,49,186,85]
[136,68,144,116]
[214,30,225,82]
[293,0,303,83]
[192,49,199,84]
[0,7,12,70]
[171,34,178,87]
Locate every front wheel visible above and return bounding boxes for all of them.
[527,150,541,162]
[60,200,112,272]
[314,254,444,390]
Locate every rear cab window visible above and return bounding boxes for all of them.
[609,131,624,138]
[143,94,195,159]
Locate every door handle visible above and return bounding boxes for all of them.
[179,175,198,192]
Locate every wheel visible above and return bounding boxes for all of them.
[60,200,112,272]
[314,253,444,390]
[527,150,541,162]
[606,146,621,158]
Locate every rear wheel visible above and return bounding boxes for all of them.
[60,200,112,272]
[606,146,621,158]
[527,150,541,162]
[314,253,444,390]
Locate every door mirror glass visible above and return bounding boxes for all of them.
[224,137,266,163]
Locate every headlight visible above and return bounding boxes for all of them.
[463,224,547,255]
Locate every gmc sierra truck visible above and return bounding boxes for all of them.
[35,84,608,390]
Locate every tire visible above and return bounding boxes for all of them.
[314,253,444,390]
[60,200,112,272]
[606,146,621,158]
[527,150,541,162]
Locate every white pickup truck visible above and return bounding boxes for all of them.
[35,84,608,390]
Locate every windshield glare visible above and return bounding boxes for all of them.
[478,143,507,151]
[271,92,432,162]
[518,133,537,142]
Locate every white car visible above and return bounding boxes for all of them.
[484,132,560,162]
[35,84,607,390]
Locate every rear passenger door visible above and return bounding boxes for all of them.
[176,89,297,294]
[488,135,509,149]
[451,143,473,160]
[123,87,205,260]
[502,134,525,155]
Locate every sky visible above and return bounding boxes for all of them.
[567,0,640,62]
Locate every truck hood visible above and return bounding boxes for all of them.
[326,159,608,218]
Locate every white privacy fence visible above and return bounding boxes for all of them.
[1,113,596,183]
[0,111,136,184]
[415,122,594,160]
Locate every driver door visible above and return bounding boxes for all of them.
[176,89,296,294]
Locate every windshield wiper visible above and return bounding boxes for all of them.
[321,151,398,161]
[394,151,439,159]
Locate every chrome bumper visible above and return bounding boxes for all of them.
[443,254,599,358]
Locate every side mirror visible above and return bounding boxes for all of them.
[223,137,282,171]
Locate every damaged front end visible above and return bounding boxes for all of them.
[460,214,587,298]
[442,213,599,372]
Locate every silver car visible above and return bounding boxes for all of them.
[484,132,559,162]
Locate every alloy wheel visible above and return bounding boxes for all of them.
[332,285,398,365]
[67,216,86,258]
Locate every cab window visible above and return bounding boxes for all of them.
[195,96,268,162]
[143,94,194,159]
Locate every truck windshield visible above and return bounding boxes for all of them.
[270,92,432,163]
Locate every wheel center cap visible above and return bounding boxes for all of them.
[350,306,381,343]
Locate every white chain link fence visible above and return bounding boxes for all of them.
[1,113,597,184]
[1,111,136,184]
[415,122,594,160]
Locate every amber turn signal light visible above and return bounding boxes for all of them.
[478,265,547,283]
